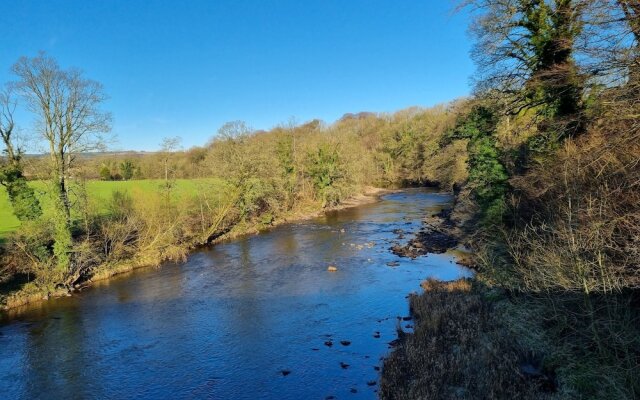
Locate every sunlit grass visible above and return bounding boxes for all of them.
[0,178,226,237]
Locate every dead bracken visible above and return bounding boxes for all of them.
[380,279,551,399]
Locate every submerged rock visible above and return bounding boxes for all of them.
[386,261,400,267]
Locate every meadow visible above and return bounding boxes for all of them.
[0,179,225,237]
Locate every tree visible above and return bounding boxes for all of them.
[447,105,509,223]
[463,0,587,142]
[120,159,134,180]
[210,121,255,185]
[589,0,640,87]
[12,53,111,276]
[0,86,42,221]
[159,136,182,201]
[306,144,344,207]
[586,1,640,102]
[99,164,112,181]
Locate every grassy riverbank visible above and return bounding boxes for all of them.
[381,279,548,399]
[382,275,640,400]
[0,179,226,238]
[1,103,469,313]
[380,178,640,399]
[0,185,390,312]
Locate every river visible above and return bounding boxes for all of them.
[0,189,472,399]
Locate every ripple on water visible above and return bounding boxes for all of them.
[0,188,473,400]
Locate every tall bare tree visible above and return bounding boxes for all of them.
[159,136,182,203]
[12,53,111,274]
[616,1,640,93]
[12,53,111,221]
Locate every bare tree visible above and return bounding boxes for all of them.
[160,136,182,182]
[12,53,111,275]
[461,0,588,138]
[0,86,18,164]
[208,120,256,185]
[159,136,182,202]
[12,53,112,223]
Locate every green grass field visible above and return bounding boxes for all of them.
[0,179,225,237]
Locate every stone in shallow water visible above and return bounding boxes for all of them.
[386,261,400,267]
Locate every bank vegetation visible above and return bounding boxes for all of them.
[0,57,467,308]
[381,1,639,399]
[1,1,639,397]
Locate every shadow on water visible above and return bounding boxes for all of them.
[0,188,473,400]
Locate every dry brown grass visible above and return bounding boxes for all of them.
[473,117,640,398]
[380,278,551,400]
[506,125,640,294]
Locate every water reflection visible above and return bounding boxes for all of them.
[0,189,472,399]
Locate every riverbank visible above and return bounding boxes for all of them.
[378,190,560,399]
[379,188,640,399]
[0,188,472,398]
[380,279,552,399]
[0,186,393,313]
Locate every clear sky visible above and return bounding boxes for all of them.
[0,0,474,151]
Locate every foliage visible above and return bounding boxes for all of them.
[456,1,640,397]
[99,164,112,181]
[0,85,42,223]
[0,164,42,222]
[119,160,135,180]
[305,144,344,207]
[381,279,547,399]
[448,105,509,223]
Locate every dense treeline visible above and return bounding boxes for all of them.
[1,1,638,397]
[382,1,640,398]
[0,55,468,307]
[471,2,640,396]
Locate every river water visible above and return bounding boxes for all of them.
[0,189,472,399]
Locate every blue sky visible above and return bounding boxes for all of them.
[0,0,474,151]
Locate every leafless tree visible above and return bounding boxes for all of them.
[0,86,19,164]
[461,1,587,129]
[12,52,112,222]
[159,135,182,186]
